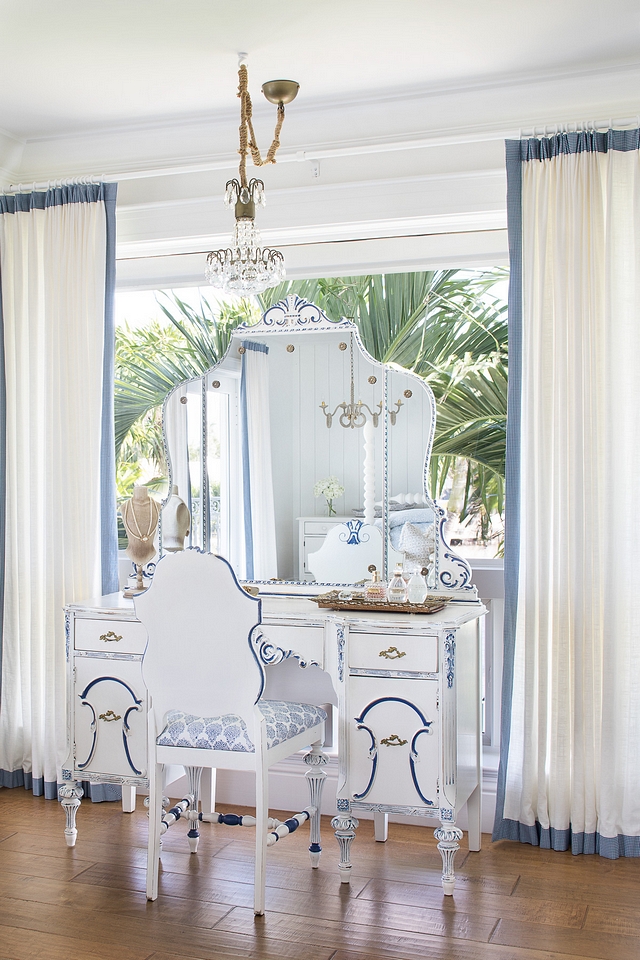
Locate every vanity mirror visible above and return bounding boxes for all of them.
[160,295,475,596]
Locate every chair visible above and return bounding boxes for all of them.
[136,549,331,915]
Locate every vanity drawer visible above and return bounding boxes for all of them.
[349,632,438,673]
[74,618,148,655]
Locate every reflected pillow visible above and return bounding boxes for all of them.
[398,521,435,566]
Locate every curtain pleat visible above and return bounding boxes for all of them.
[494,131,640,857]
[0,183,118,797]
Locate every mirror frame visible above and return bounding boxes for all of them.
[160,295,476,597]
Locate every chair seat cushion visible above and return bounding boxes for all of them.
[157,700,327,752]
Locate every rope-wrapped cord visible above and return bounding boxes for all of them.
[237,64,285,187]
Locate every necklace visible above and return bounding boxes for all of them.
[123,498,159,543]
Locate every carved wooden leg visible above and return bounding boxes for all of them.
[434,823,464,895]
[374,811,388,842]
[331,811,359,883]
[304,741,328,867]
[59,782,84,847]
[184,766,203,853]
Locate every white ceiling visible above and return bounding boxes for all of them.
[1,0,639,140]
[1,1,639,285]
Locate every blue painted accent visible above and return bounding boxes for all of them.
[283,817,300,833]
[168,805,182,819]
[352,723,377,800]
[122,705,143,776]
[309,842,321,853]
[336,798,350,812]
[79,675,143,704]
[409,729,435,806]
[444,634,456,689]
[77,701,98,769]
[187,828,199,838]
[339,519,367,545]
[353,697,434,804]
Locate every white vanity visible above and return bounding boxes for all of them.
[60,296,486,894]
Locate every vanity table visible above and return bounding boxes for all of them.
[61,295,486,894]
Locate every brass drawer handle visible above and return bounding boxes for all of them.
[379,645,406,660]
[381,734,408,747]
[100,631,122,643]
[99,710,121,722]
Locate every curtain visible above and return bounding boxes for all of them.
[494,130,640,857]
[0,183,119,798]
[240,341,277,580]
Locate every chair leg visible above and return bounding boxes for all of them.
[146,761,163,901]
[184,766,203,853]
[254,752,268,915]
[304,740,328,867]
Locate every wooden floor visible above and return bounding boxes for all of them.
[0,791,639,960]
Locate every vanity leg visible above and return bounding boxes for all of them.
[374,811,388,842]
[184,766,203,853]
[434,824,464,895]
[466,783,482,852]
[304,741,329,867]
[200,767,216,817]
[121,784,137,813]
[59,782,84,847]
[331,812,359,883]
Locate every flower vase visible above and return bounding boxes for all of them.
[326,499,335,516]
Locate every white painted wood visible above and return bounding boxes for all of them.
[121,785,137,813]
[374,811,389,842]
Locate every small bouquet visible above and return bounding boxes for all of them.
[313,476,345,517]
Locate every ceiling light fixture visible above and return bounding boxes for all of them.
[205,55,299,295]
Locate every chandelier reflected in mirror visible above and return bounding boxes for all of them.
[205,59,299,295]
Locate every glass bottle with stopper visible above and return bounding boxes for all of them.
[388,565,408,603]
[407,567,428,604]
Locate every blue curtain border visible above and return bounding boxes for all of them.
[493,127,640,850]
[101,183,119,595]
[0,768,122,802]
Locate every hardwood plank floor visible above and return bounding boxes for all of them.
[0,790,638,960]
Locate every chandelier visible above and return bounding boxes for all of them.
[320,336,404,428]
[205,59,299,295]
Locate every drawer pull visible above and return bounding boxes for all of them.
[100,631,122,643]
[381,734,408,747]
[99,710,122,722]
[379,646,406,660]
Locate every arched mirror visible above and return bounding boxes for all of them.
[160,295,475,596]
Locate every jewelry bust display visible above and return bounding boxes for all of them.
[161,485,190,552]
[121,485,160,595]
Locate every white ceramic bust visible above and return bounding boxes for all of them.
[162,485,190,552]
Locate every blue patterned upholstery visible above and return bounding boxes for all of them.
[157,700,326,752]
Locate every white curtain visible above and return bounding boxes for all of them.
[494,131,640,857]
[240,341,277,580]
[0,185,117,797]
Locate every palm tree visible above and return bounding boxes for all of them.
[115,270,507,550]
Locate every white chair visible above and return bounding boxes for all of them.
[136,549,331,915]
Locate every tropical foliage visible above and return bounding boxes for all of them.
[115,270,507,552]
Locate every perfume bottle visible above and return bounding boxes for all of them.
[364,569,387,601]
[407,569,428,604]
[387,565,408,603]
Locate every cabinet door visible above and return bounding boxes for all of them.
[74,658,147,779]
[348,676,438,809]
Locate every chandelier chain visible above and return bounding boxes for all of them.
[238,65,285,187]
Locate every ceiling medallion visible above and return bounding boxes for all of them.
[205,56,299,296]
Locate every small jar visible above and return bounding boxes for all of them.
[387,565,408,603]
[364,570,387,601]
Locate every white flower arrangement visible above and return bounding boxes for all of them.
[313,476,345,516]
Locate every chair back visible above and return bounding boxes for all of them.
[136,551,263,734]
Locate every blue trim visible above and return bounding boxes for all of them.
[515,128,640,161]
[409,729,435,806]
[496,819,640,859]
[100,182,119,594]
[241,340,268,354]
[309,842,321,853]
[0,183,115,214]
[493,139,524,841]
[352,723,377,800]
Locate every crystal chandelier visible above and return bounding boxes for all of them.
[205,60,299,295]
